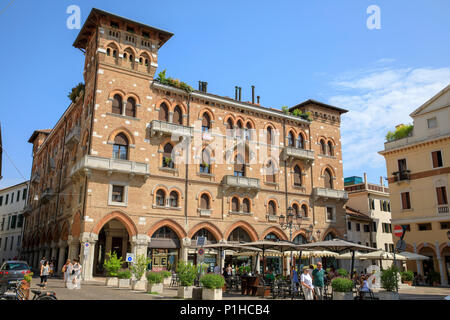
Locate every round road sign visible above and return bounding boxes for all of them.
[198,248,204,256]
[393,225,404,237]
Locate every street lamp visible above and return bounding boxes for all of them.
[279,206,302,242]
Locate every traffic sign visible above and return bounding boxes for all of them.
[393,225,404,237]
[126,253,135,263]
[196,236,206,247]
[83,242,90,256]
[198,248,204,256]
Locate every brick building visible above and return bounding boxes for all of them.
[21,8,348,279]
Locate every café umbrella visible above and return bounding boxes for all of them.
[398,251,431,261]
[296,239,377,277]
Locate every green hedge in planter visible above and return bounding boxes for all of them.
[131,254,151,280]
[337,268,349,278]
[401,270,414,282]
[176,261,198,286]
[117,269,132,279]
[381,266,399,292]
[147,271,163,284]
[331,277,353,292]
[160,270,172,279]
[200,274,225,289]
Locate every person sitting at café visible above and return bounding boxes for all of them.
[265,269,275,283]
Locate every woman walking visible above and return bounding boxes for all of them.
[62,259,72,288]
[40,260,50,289]
[68,259,82,290]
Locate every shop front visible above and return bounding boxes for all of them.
[148,227,180,272]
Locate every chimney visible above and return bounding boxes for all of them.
[251,85,255,104]
[257,96,260,104]
[235,86,238,100]
[380,176,383,187]
[238,87,242,102]
[364,172,368,186]
[198,81,202,91]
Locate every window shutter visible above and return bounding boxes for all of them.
[173,107,182,124]
[432,152,439,168]
[294,166,301,185]
[112,95,122,114]
[159,103,169,121]
[231,197,239,212]
[242,199,249,213]
[268,201,275,215]
[125,98,135,117]
[401,193,407,209]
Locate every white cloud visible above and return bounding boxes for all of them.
[327,66,450,174]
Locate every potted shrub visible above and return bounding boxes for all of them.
[337,268,349,278]
[176,260,198,299]
[161,270,172,286]
[147,271,164,294]
[379,266,400,300]
[401,271,414,286]
[200,274,225,300]
[103,251,124,287]
[331,277,354,300]
[130,254,150,291]
[429,271,441,287]
[117,269,132,288]
[21,272,33,300]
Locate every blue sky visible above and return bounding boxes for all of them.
[1,0,449,188]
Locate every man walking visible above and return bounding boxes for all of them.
[312,262,325,300]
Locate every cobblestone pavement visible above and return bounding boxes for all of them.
[34,277,450,300]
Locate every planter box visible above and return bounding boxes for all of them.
[202,288,223,300]
[402,281,412,286]
[147,283,164,294]
[105,277,119,287]
[192,287,203,300]
[118,278,131,288]
[163,276,172,286]
[178,286,195,299]
[378,291,399,300]
[131,280,147,291]
[332,292,354,300]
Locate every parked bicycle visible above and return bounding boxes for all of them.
[0,280,57,300]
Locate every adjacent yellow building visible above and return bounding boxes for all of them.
[379,85,450,286]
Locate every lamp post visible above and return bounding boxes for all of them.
[279,206,302,275]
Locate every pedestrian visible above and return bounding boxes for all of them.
[291,266,299,292]
[62,259,72,288]
[300,266,314,300]
[68,259,82,290]
[312,262,325,300]
[39,256,46,270]
[49,260,54,277]
[40,260,50,289]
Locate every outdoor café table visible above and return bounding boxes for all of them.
[240,275,259,296]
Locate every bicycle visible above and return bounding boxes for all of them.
[0,280,57,300]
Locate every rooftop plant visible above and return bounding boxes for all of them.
[68,82,85,103]
[385,124,413,142]
[156,70,193,93]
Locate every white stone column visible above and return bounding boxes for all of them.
[68,236,80,260]
[131,234,151,280]
[413,243,423,276]
[57,240,67,276]
[181,238,191,262]
[435,242,447,286]
[80,232,98,281]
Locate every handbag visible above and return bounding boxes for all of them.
[71,269,76,275]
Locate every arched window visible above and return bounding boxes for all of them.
[200,148,211,174]
[236,120,243,139]
[162,143,174,168]
[301,204,308,217]
[324,233,335,241]
[139,57,143,64]
[152,226,179,241]
[112,50,117,58]
[297,134,304,149]
[173,106,183,125]
[112,94,123,115]
[156,189,166,206]
[245,122,252,141]
[324,168,333,189]
[264,233,279,242]
[226,118,234,136]
[294,165,302,186]
[292,203,300,216]
[293,234,307,244]
[123,52,127,59]
[268,200,277,215]
[145,59,149,67]
[320,139,326,154]
[242,198,250,213]
[202,113,211,132]
[159,103,169,122]
[234,154,245,177]
[267,126,273,145]
[106,48,111,56]
[266,160,275,183]
[231,197,240,212]
[288,131,294,147]
[192,228,217,244]
[328,141,334,156]
[200,194,210,209]
[169,191,179,207]
[125,97,136,118]
[113,133,128,160]
[228,227,251,243]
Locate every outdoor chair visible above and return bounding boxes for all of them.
[354,288,379,300]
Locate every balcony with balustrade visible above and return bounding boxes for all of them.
[221,175,260,193]
[149,120,193,138]
[313,187,348,201]
[281,146,315,164]
[65,125,81,148]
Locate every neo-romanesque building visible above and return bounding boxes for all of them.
[21,8,348,279]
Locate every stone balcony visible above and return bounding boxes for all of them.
[437,205,449,216]
[313,187,348,201]
[221,175,260,192]
[281,146,315,164]
[149,120,193,138]
[392,170,411,183]
[70,155,150,180]
[30,172,40,184]
[65,126,81,148]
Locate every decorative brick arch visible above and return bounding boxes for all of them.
[322,227,341,241]
[417,243,437,256]
[292,229,308,241]
[198,108,215,122]
[92,211,138,237]
[320,165,336,177]
[187,222,223,242]
[223,114,236,126]
[260,226,288,241]
[107,127,136,145]
[173,102,187,115]
[151,184,169,196]
[108,89,126,100]
[125,92,141,105]
[147,219,187,240]
[224,221,258,242]
[70,211,82,238]
[439,242,450,254]
[123,46,137,57]
[155,98,172,111]
[245,118,256,129]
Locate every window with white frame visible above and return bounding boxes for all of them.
[108,183,128,206]
[326,206,335,221]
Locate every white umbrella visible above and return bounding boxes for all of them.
[285,250,339,258]
[398,251,431,260]
[335,251,365,260]
[359,250,407,261]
